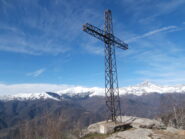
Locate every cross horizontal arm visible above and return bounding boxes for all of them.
[113,36,128,50]
[83,23,106,42]
[83,23,128,50]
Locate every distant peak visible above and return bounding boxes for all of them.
[138,81,157,87]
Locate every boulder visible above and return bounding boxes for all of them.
[119,116,166,130]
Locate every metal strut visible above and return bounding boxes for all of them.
[83,9,128,122]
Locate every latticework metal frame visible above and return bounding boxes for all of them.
[83,9,128,122]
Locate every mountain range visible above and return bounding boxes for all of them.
[1,81,185,101]
[1,81,185,138]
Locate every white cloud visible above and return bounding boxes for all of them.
[27,68,45,77]
[126,26,177,43]
[0,83,73,95]
[1,80,185,96]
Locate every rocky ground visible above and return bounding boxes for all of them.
[81,116,185,139]
[107,128,185,139]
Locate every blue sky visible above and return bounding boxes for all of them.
[0,0,185,90]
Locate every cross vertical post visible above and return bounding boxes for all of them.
[104,10,121,122]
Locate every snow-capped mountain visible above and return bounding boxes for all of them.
[0,92,60,101]
[120,81,185,95]
[1,81,185,101]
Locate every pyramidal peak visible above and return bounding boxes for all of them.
[137,81,159,87]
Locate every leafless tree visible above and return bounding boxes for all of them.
[160,93,185,129]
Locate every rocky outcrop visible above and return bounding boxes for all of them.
[82,116,166,136]
[81,116,185,139]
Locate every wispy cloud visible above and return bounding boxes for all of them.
[139,0,185,24]
[119,0,185,25]
[85,45,104,55]
[27,68,45,77]
[82,37,104,55]
[0,0,103,55]
[126,26,177,43]
[156,0,185,15]
[136,70,185,85]
[116,21,185,85]
[130,44,185,85]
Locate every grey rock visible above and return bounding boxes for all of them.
[118,116,166,130]
[106,128,154,139]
